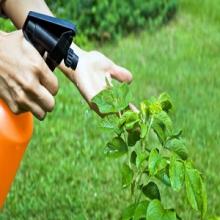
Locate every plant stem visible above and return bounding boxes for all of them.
[141,139,145,151]
[134,163,149,204]
[146,116,154,143]
[135,172,143,204]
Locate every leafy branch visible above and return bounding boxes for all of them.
[92,82,207,220]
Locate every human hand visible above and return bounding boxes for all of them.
[0,30,58,120]
[60,47,132,111]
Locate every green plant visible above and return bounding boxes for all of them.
[46,0,178,43]
[0,18,15,32]
[92,82,207,220]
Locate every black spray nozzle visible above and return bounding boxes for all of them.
[22,11,78,71]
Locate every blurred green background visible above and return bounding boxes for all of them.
[0,0,220,219]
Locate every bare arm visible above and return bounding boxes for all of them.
[2,0,52,28]
[2,0,132,107]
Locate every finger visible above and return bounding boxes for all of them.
[38,60,59,96]
[1,95,20,114]
[10,89,47,120]
[129,103,140,113]
[109,64,133,83]
[22,35,59,96]
[21,100,46,120]
[30,85,55,113]
[33,108,47,121]
[5,95,45,120]
[10,81,54,115]
[104,72,113,87]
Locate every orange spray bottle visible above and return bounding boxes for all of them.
[0,100,33,208]
[0,11,78,208]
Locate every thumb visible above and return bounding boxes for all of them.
[109,63,133,83]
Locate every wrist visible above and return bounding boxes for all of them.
[71,42,87,57]
[0,31,7,37]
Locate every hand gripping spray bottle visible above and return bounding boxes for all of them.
[0,11,79,208]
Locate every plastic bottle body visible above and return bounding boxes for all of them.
[0,100,33,208]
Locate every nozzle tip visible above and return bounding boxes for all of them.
[64,48,79,70]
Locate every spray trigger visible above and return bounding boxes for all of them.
[22,11,78,71]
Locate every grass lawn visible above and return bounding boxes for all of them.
[1,0,220,219]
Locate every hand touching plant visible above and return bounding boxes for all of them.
[1,0,133,117]
[60,46,132,108]
[92,82,208,220]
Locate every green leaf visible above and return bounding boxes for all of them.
[119,110,139,130]
[156,168,171,187]
[136,151,148,169]
[133,201,149,220]
[155,111,173,134]
[121,164,134,188]
[168,130,182,140]
[169,155,184,192]
[92,88,116,113]
[101,114,121,135]
[140,123,148,139]
[142,181,161,200]
[101,114,118,130]
[128,130,140,146]
[176,214,182,220]
[166,138,188,160]
[140,100,150,118]
[149,149,167,176]
[158,93,173,112]
[122,203,136,220]
[112,83,131,112]
[105,137,128,158]
[152,111,173,145]
[122,201,149,220]
[92,83,130,113]
[152,118,166,145]
[146,200,176,220]
[131,180,136,196]
[149,101,163,115]
[130,151,137,165]
[185,163,207,218]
